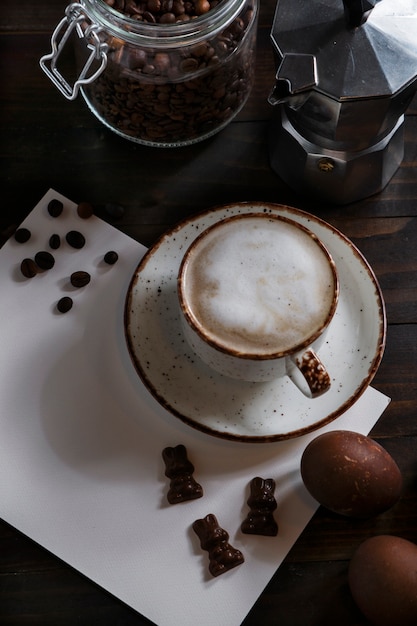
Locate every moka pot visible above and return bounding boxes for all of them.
[268,0,417,204]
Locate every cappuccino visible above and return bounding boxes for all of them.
[179,213,337,356]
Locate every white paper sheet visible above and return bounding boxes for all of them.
[0,190,390,626]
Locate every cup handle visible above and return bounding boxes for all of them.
[287,349,331,398]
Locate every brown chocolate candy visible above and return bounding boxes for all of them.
[193,513,244,577]
[241,477,278,537]
[162,444,203,504]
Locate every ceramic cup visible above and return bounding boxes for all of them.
[177,212,339,397]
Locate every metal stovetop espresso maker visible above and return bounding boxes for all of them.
[268,0,417,204]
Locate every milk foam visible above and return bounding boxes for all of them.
[183,216,336,355]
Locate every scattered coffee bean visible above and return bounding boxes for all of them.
[35,250,55,270]
[70,270,91,288]
[14,228,31,243]
[20,258,38,278]
[66,230,86,249]
[57,296,73,313]
[77,201,94,219]
[104,250,119,265]
[47,198,64,218]
[49,233,61,250]
[104,202,125,219]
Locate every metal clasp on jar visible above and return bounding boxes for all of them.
[40,2,108,101]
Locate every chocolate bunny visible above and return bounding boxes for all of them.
[193,513,244,577]
[162,444,203,504]
[241,476,278,536]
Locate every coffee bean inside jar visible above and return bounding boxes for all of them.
[41,0,258,147]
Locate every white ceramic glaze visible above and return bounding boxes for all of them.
[125,202,386,442]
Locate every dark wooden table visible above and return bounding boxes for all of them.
[1,2,417,624]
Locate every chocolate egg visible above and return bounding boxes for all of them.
[300,430,402,517]
[348,535,417,626]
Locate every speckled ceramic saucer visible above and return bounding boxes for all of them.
[124,203,386,442]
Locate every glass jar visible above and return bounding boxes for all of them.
[40,0,258,147]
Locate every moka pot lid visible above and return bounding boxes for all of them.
[270,0,417,102]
